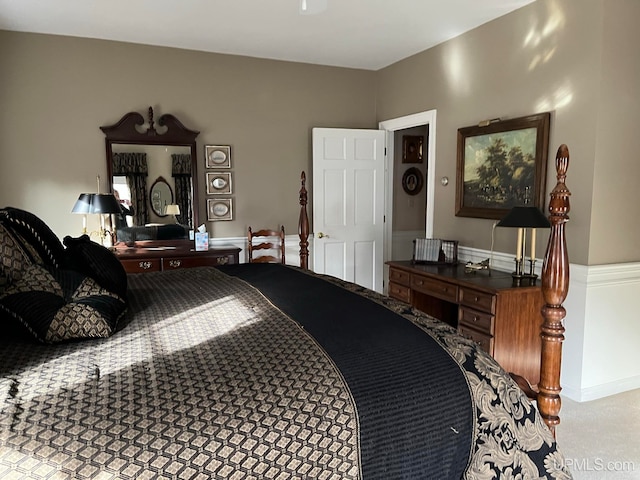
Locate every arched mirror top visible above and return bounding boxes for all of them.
[100,106,199,145]
[149,176,174,217]
[101,107,200,244]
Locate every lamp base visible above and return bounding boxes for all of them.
[511,273,538,287]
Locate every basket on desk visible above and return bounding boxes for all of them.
[412,238,458,265]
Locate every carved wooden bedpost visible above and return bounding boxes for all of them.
[298,171,310,270]
[538,145,571,436]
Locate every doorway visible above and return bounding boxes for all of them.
[380,110,437,269]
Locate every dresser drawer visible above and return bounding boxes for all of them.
[458,306,494,334]
[121,258,161,273]
[459,287,496,314]
[388,282,411,303]
[162,254,236,270]
[458,325,493,354]
[411,274,458,303]
[389,268,411,287]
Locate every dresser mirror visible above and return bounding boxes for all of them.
[101,107,200,244]
[149,176,174,217]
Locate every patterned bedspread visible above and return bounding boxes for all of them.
[0,265,571,479]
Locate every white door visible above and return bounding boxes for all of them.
[312,128,386,293]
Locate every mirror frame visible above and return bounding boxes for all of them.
[101,106,200,232]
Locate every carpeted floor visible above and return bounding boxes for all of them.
[555,388,640,479]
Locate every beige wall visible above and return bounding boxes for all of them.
[589,0,640,264]
[0,31,377,240]
[377,0,638,266]
[2,0,639,266]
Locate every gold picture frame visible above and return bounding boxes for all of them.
[455,112,550,219]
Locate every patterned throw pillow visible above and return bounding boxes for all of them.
[0,264,126,343]
[0,223,32,284]
[0,207,65,269]
[63,235,128,300]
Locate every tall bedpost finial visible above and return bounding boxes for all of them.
[298,171,310,269]
[538,144,571,436]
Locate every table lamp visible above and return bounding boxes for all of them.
[165,204,180,223]
[72,193,122,245]
[497,206,550,285]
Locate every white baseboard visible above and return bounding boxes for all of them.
[563,374,640,402]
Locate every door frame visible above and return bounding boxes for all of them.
[379,110,437,270]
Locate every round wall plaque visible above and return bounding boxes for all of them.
[402,167,424,195]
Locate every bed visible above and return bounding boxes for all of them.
[0,146,572,479]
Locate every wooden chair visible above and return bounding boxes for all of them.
[248,226,285,264]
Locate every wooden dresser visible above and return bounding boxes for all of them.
[114,240,241,274]
[387,261,544,385]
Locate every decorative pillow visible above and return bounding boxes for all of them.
[0,207,66,269]
[63,235,128,300]
[0,264,126,343]
[0,223,32,284]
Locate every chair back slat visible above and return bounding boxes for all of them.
[248,226,285,264]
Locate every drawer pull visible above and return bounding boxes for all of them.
[473,316,479,322]
[474,296,480,302]
[139,261,152,270]
[169,260,182,268]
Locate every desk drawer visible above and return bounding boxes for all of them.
[458,325,493,354]
[388,282,411,303]
[121,258,161,273]
[459,306,494,335]
[411,274,458,303]
[459,287,496,314]
[389,268,411,287]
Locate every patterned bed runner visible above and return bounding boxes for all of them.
[220,263,474,479]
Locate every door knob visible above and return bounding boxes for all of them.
[317,232,330,238]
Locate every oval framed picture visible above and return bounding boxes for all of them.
[205,145,231,169]
[207,198,233,221]
[402,167,424,195]
[206,172,232,194]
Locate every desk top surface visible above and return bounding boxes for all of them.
[113,240,241,259]
[387,261,539,292]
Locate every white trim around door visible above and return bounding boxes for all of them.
[379,110,437,269]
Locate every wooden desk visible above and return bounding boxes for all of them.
[387,261,544,385]
[114,240,241,274]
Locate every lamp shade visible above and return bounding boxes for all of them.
[165,204,180,215]
[497,206,550,228]
[71,194,93,214]
[72,193,122,215]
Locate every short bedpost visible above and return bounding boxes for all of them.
[298,171,310,270]
[538,144,571,436]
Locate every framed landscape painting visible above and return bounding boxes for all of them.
[455,112,550,220]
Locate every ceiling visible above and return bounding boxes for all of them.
[0,0,536,70]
